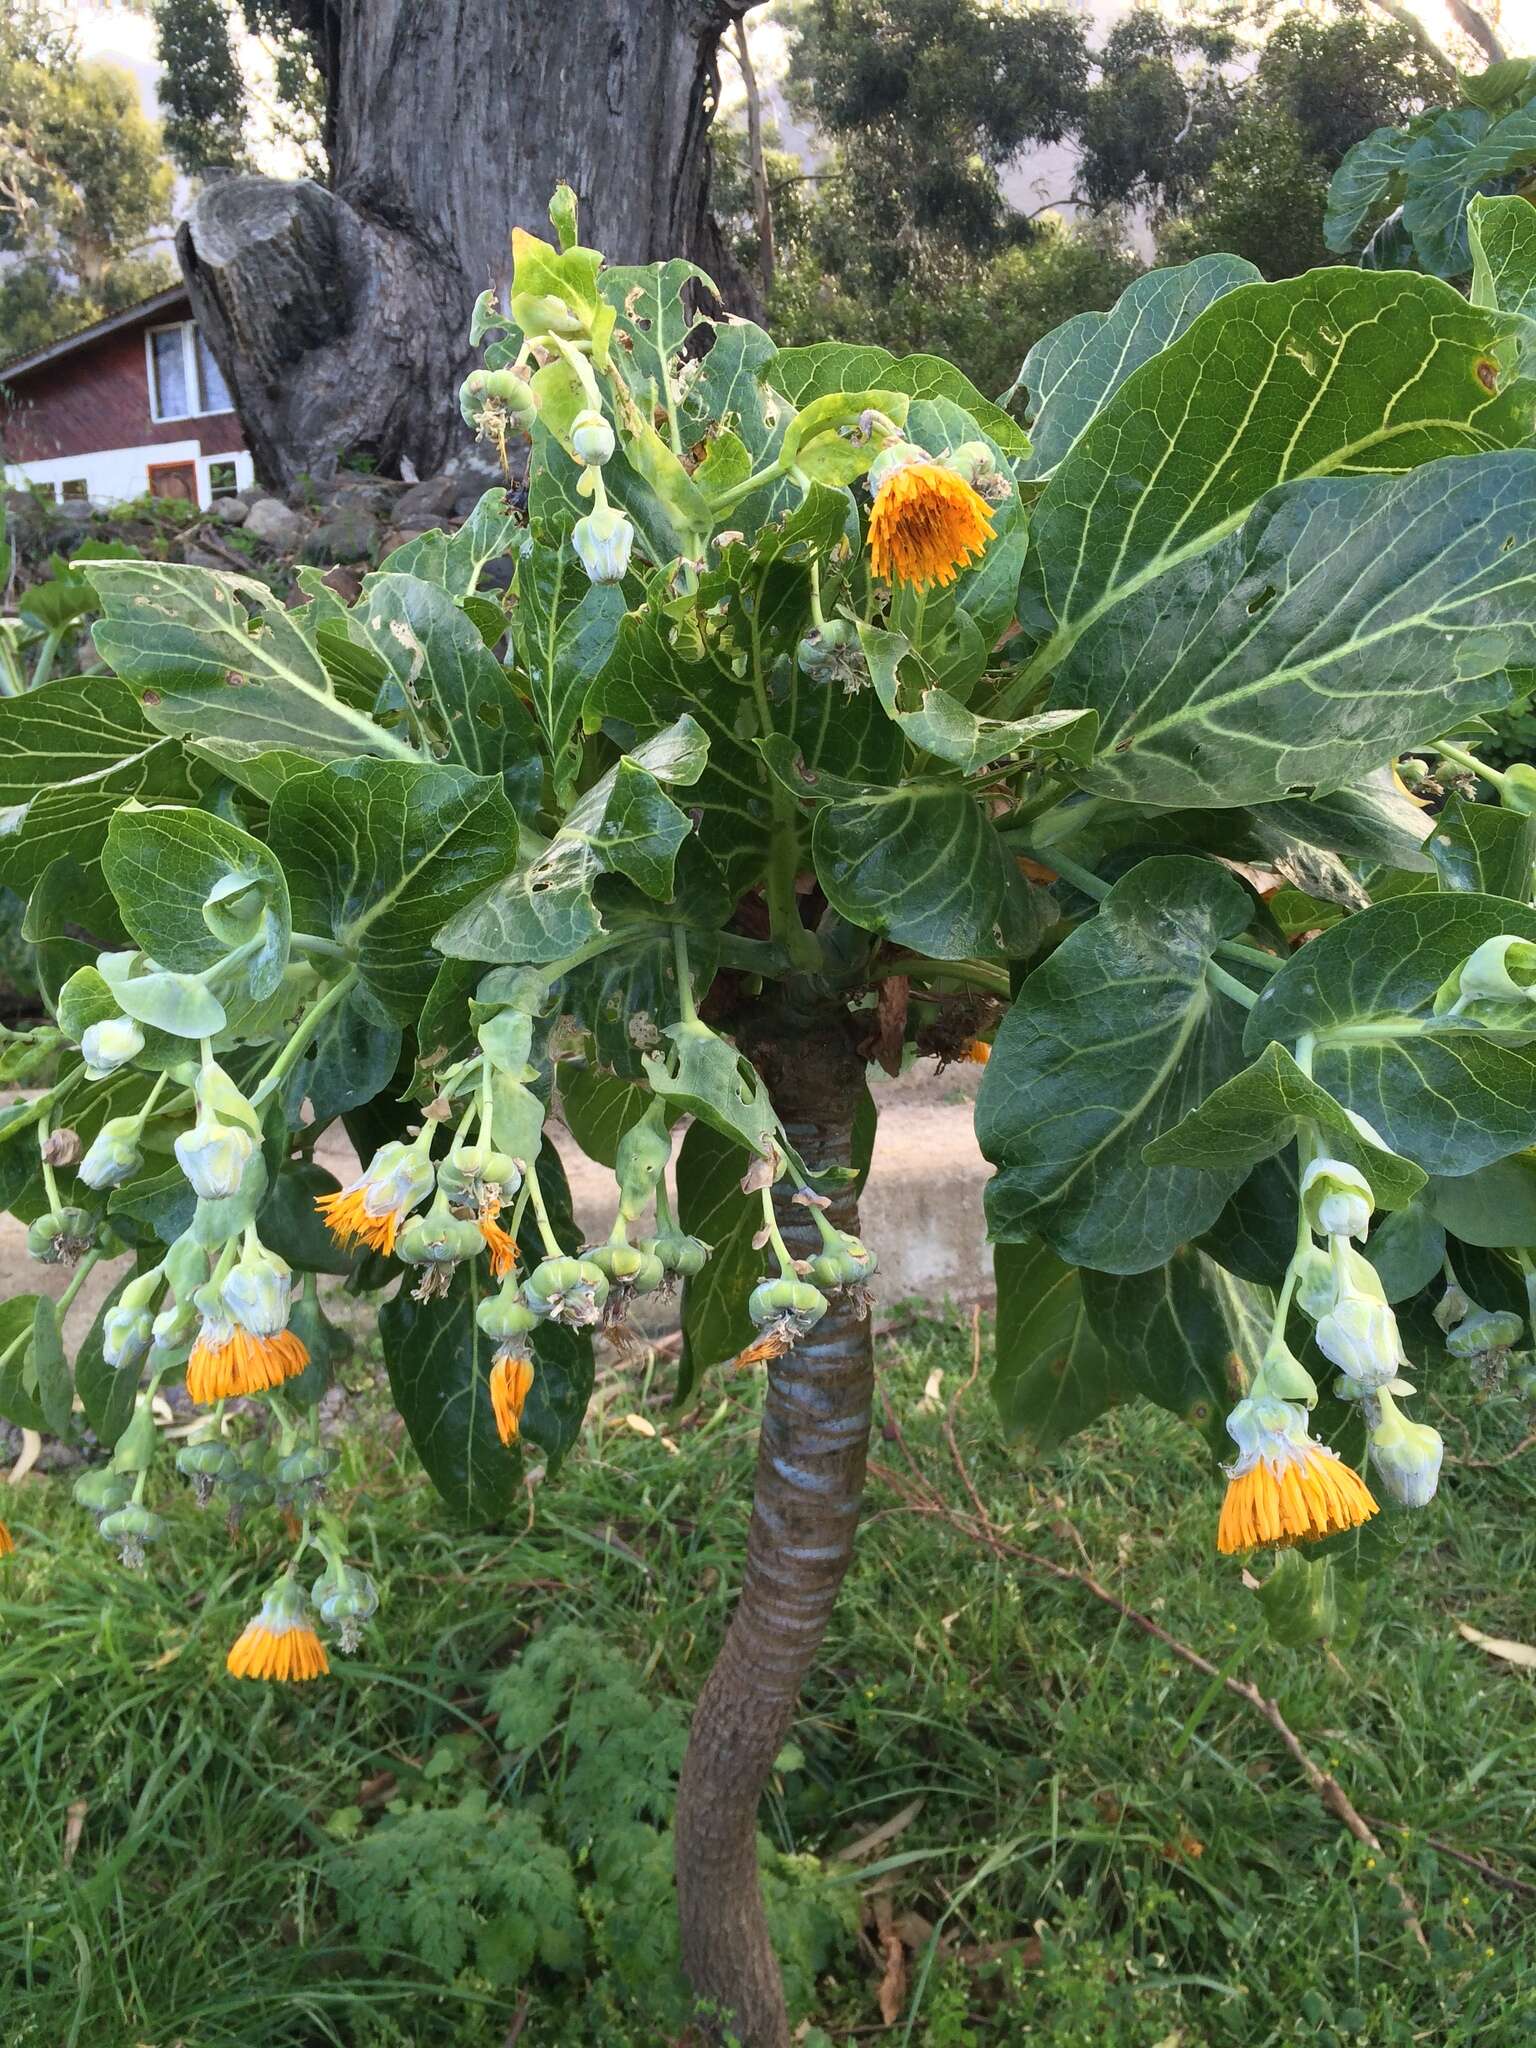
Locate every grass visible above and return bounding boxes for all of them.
[4,1308,1536,2046]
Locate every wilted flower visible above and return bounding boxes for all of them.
[0,1519,12,1557]
[490,1351,536,1446]
[867,447,995,590]
[316,1138,435,1257]
[1217,1396,1378,1554]
[186,1245,309,1403]
[227,1572,330,1683]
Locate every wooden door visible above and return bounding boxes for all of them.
[147,460,198,503]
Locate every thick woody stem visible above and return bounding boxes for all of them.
[674,1019,873,2048]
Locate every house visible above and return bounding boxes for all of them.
[0,284,255,511]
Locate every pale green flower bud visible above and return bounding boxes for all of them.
[1315,1294,1401,1390]
[570,406,615,465]
[1300,1157,1373,1242]
[642,1230,711,1279]
[80,1015,143,1079]
[395,1196,484,1269]
[174,1115,256,1200]
[1292,1245,1337,1320]
[27,1207,94,1264]
[1255,1334,1317,1406]
[74,1467,134,1516]
[99,1500,165,1570]
[1367,1399,1443,1508]
[572,503,633,585]
[1455,934,1536,1005]
[103,1303,154,1371]
[523,1254,609,1326]
[748,1276,828,1328]
[78,1116,144,1191]
[221,1242,294,1337]
[475,1285,541,1345]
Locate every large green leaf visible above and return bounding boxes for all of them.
[380,1260,522,1518]
[90,560,415,761]
[602,258,714,399]
[377,488,522,595]
[1146,1041,1426,1209]
[1020,270,1536,688]
[1402,102,1536,276]
[1469,192,1536,320]
[1428,793,1535,898]
[808,776,1040,961]
[435,717,706,967]
[1247,892,1536,1173]
[1080,1248,1266,1452]
[1424,1153,1536,1248]
[1016,254,1260,479]
[676,1118,759,1408]
[684,320,783,464]
[765,340,1027,457]
[272,759,519,1021]
[1055,453,1536,807]
[102,804,291,999]
[0,674,204,891]
[345,572,543,815]
[1323,126,1411,254]
[992,1239,1117,1450]
[514,538,627,799]
[0,1293,46,1431]
[977,856,1253,1272]
[558,1064,656,1168]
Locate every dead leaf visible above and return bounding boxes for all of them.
[876,1933,905,2024]
[1456,1621,1536,1669]
[869,975,909,1077]
[61,1798,87,1868]
[617,1412,656,1437]
[914,1367,944,1415]
[833,1795,924,1864]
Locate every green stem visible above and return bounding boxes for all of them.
[1205,960,1258,1011]
[57,1250,102,1318]
[251,968,358,1106]
[30,625,65,691]
[673,926,699,1025]
[523,1158,564,1259]
[759,1183,796,1277]
[1435,739,1506,793]
[707,453,788,519]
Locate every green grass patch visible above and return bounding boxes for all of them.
[4,1313,1535,2044]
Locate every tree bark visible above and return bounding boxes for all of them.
[177,0,759,488]
[675,1015,874,2048]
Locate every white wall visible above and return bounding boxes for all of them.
[3,443,255,511]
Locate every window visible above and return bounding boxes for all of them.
[196,331,232,412]
[208,460,238,499]
[60,479,88,500]
[147,321,233,421]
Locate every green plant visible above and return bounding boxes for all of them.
[1326,54,1536,274]
[9,179,1536,2046]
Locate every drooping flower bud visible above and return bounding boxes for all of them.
[103,1302,154,1372]
[77,1116,145,1191]
[642,1230,711,1280]
[176,1436,240,1505]
[27,1207,95,1265]
[570,406,615,465]
[80,1015,144,1079]
[572,503,634,585]
[1254,1332,1317,1406]
[808,1232,878,1291]
[1314,1293,1402,1392]
[1300,1157,1373,1243]
[1366,1396,1443,1508]
[174,1114,257,1201]
[1444,1304,1524,1359]
[73,1467,135,1518]
[395,1195,485,1300]
[222,1241,294,1338]
[1293,1244,1338,1320]
[317,1138,437,1257]
[475,1285,541,1347]
[748,1276,829,1330]
[313,1559,380,1651]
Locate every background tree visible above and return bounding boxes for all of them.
[148,0,761,487]
[0,9,176,359]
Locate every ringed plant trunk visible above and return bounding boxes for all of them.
[675,1018,875,2048]
[177,0,756,488]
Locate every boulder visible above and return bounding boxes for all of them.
[244,497,309,551]
[394,474,458,524]
[209,497,248,525]
[302,503,380,565]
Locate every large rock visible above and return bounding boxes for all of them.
[209,497,248,525]
[393,474,458,524]
[244,496,309,551]
[303,503,380,564]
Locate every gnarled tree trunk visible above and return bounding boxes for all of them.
[675,1014,875,2048]
[177,0,756,487]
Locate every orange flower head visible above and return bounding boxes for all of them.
[0,1519,13,1558]
[490,1349,535,1446]
[479,1212,520,1282]
[1216,1396,1378,1555]
[958,1038,991,1065]
[227,1573,330,1683]
[867,455,995,590]
[316,1139,435,1257]
[187,1316,310,1403]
